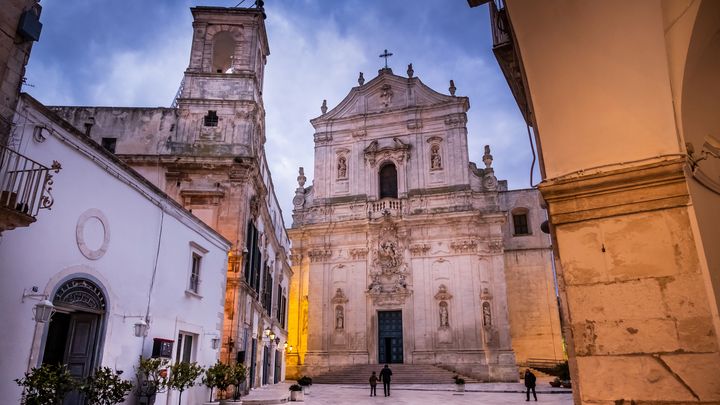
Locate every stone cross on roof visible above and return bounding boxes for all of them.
[379,49,393,69]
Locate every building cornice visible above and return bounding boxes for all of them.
[539,158,689,225]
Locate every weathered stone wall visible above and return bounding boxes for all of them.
[1,0,39,144]
[500,189,564,364]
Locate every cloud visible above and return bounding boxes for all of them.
[24,1,535,225]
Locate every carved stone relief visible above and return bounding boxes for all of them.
[367,217,411,306]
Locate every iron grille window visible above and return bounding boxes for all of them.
[513,213,529,235]
[204,110,219,127]
[189,253,201,293]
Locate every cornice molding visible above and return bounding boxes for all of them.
[539,158,689,225]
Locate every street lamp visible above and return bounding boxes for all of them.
[133,319,148,337]
[22,288,55,323]
[33,299,55,323]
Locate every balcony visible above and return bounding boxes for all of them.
[489,0,531,124]
[0,144,60,233]
[368,198,403,219]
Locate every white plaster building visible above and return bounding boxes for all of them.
[0,94,231,405]
[287,67,562,381]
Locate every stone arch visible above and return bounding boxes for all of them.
[205,25,244,73]
[40,273,110,390]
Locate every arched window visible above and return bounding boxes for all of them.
[212,31,236,73]
[379,163,398,199]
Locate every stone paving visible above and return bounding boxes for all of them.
[243,382,574,405]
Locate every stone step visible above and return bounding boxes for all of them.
[309,364,481,384]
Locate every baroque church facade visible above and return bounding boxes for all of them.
[50,6,292,388]
[287,67,563,381]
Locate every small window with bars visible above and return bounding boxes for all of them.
[512,211,530,235]
[204,110,219,127]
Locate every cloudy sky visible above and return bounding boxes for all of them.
[25,0,535,225]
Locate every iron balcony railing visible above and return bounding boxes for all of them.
[0,144,60,218]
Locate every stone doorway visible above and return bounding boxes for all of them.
[377,310,403,364]
[42,278,106,405]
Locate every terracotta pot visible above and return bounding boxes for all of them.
[455,384,465,392]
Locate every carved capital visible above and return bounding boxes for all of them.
[308,249,332,263]
[450,239,477,253]
[539,158,688,225]
[350,248,369,260]
[409,243,431,256]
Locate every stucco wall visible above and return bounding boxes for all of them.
[1,97,229,404]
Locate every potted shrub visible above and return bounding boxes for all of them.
[167,361,204,405]
[202,361,231,405]
[135,356,169,405]
[15,363,77,405]
[297,376,312,394]
[453,375,466,392]
[289,384,304,402]
[223,362,247,404]
[81,367,134,405]
[549,377,562,388]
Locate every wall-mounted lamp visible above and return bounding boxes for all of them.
[133,319,148,337]
[269,331,276,341]
[287,345,293,352]
[264,327,271,337]
[124,314,150,337]
[283,342,288,350]
[22,287,55,323]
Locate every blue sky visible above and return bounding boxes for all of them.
[25,0,534,224]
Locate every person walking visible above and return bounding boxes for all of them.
[369,371,378,396]
[379,364,393,397]
[524,369,537,401]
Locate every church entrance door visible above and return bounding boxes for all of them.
[378,311,403,364]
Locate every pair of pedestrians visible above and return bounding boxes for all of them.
[369,364,392,397]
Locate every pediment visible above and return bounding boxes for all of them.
[311,69,467,124]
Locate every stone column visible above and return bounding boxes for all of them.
[540,159,720,404]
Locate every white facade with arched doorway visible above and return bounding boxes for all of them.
[0,94,231,404]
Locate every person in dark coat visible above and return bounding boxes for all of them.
[524,369,537,401]
[379,364,393,397]
[369,371,378,396]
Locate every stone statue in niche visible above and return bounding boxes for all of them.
[482,301,492,326]
[430,144,442,169]
[337,156,347,179]
[335,305,344,330]
[439,301,449,328]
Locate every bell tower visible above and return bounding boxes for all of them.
[174,6,269,157]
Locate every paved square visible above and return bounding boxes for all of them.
[297,384,573,405]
